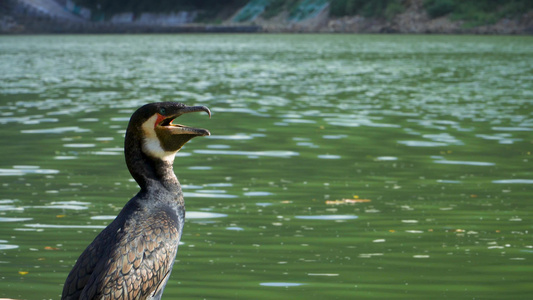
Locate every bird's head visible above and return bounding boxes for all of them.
[126,102,211,162]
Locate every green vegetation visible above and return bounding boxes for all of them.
[72,0,247,18]
[424,0,454,18]
[289,0,329,21]
[424,0,533,26]
[72,0,533,25]
[262,0,300,19]
[231,0,269,22]
[330,0,532,25]
[329,0,406,19]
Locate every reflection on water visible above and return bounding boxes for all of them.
[194,149,300,158]
[187,212,228,219]
[25,223,106,229]
[0,241,19,250]
[294,215,358,220]
[433,159,495,166]
[0,166,60,176]
[90,211,228,220]
[21,126,90,134]
[184,192,238,198]
[0,34,532,300]
[493,179,533,184]
[260,282,305,287]
[0,217,33,222]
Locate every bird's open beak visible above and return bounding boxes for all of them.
[157,106,211,137]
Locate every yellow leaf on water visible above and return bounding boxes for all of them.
[18,271,28,275]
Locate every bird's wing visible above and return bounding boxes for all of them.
[63,209,181,300]
[62,225,116,300]
[86,211,180,300]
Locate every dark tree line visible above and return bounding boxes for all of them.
[74,0,533,25]
[72,0,247,15]
[330,0,533,25]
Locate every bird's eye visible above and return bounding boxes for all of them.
[159,108,166,115]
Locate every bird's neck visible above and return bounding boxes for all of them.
[125,138,181,196]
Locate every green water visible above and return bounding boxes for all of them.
[0,34,532,299]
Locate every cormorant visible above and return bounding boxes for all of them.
[62,102,211,300]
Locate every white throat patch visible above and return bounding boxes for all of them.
[141,114,176,163]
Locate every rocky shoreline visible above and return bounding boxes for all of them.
[1,0,532,35]
[255,1,533,34]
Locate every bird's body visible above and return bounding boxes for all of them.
[62,102,211,300]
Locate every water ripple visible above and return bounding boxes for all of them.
[91,211,228,220]
[32,204,88,210]
[492,126,532,131]
[187,211,228,219]
[226,226,244,231]
[398,141,447,147]
[493,179,533,184]
[325,118,400,128]
[244,191,273,196]
[213,107,269,117]
[423,133,463,145]
[323,134,347,139]
[25,224,106,229]
[0,205,24,211]
[188,166,212,170]
[282,118,316,124]
[64,143,96,148]
[194,149,299,158]
[434,160,495,166]
[206,134,254,140]
[0,244,19,250]
[375,156,398,161]
[0,217,33,222]
[31,201,89,210]
[184,192,238,198]
[21,126,90,134]
[295,215,358,220]
[260,282,305,287]
[0,166,59,176]
[90,216,115,220]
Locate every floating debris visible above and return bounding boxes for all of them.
[326,196,371,205]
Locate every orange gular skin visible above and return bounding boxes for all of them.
[154,113,166,128]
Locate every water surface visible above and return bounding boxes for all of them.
[0,34,532,299]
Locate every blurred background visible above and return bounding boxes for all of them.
[1,0,532,34]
